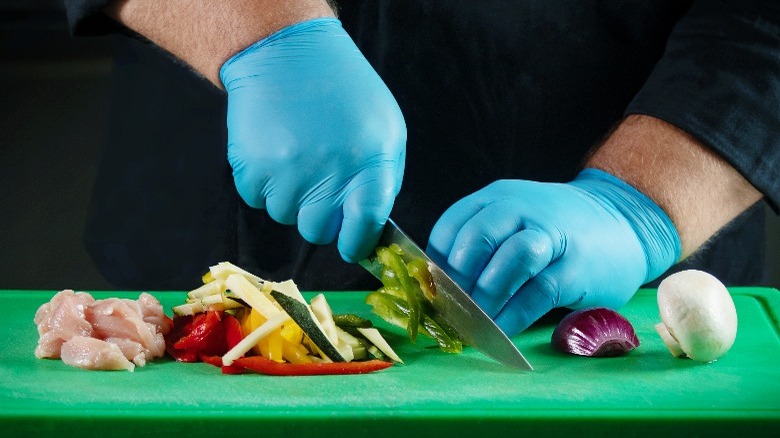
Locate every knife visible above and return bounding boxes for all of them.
[359,219,533,370]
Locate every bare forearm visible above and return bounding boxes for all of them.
[104,0,335,87]
[587,114,763,259]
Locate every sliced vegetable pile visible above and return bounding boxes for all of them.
[165,262,401,375]
[364,244,463,353]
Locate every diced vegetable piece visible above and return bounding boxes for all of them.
[238,308,265,355]
[338,343,355,362]
[270,280,307,303]
[223,312,291,366]
[225,274,279,319]
[166,315,200,362]
[172,301,206,316]
[206,296,245,311]
[358,327,404,363]
[173,311,225,352]
[280,322,304,344]
[201,354,245,375]
[336,327,363,348]
[420,314,463,354]
[365,292,409,330]
[271,290,345,362]
[223,314,243,350]
[282,339,313,364]
[337,327,368,360]
[197,314,245,374]
[234,356,392,376]
[311,295,339,342]
[209,261,263,284]
[351,342,369,361]
[406,258,436,302]
[187,280,226,300]
[310,294,340,347]
[265,329,284,363]
[333,314,374,329]
[376,287,408,301]
[200,294,226,306]
[367,345,385,360]
[377,246,422,341]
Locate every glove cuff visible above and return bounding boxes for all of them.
[219,17,343,88]
[574,168,682,283]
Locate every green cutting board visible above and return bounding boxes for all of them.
[1,288,779,437]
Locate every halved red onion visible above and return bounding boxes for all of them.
[551,307,640,357]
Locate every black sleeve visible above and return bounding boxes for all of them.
[63,0,120,35]
[626,0,780,210]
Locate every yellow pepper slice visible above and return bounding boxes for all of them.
[280,322,304,344]
[240,308,270,356]
[265,329,284,362]
[282,338,313,364]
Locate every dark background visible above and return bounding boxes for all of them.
[2,2,779,292]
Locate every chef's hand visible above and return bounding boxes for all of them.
[427,169,681,336]
[221,18,406,262]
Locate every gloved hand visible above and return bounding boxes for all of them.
[220,18,406,262]
[427,168,681,336]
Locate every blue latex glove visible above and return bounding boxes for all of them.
[427,169,681,336]
[220,18,406,262]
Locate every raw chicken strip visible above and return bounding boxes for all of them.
[34,290,94,359]
[139,292,172,336]
[87,297,166,361]
[61,336,135,371]
[104,337,148,367]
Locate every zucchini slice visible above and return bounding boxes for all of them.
[270,290,345,362]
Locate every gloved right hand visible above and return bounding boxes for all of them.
[220,18,406,263]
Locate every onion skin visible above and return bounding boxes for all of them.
[552,307,640,357]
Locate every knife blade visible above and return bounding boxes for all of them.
[359,219,533,370]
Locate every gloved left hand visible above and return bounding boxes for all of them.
[220,18,406,262]
[427,169,681,336]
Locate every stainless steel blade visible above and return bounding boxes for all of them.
[359,219,533,370]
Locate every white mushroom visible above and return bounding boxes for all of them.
[655,269,737,363]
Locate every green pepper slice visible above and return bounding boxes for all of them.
[366,292,462,353]
[376,246,422,342]
[332,313,374,329]
[406,258,436,302]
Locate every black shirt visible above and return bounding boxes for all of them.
[64,0,780,290]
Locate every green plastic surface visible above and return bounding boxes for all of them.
[2,288,779,437]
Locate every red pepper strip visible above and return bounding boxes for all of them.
[234,356,393,376]
[200,354,245,375]
[166,315,200,362]
[218,314,245,374]
[170,348,200,363]
[174,311,224,351]
[223,314,243,349]
[200,354,223,368]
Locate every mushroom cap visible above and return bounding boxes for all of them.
[657,269,737,362]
